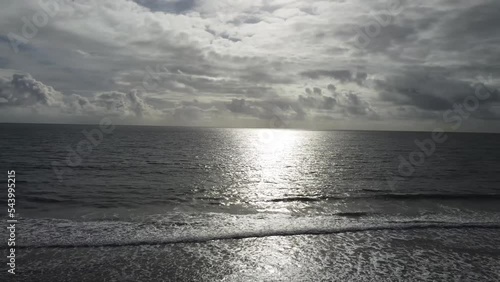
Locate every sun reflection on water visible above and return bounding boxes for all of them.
[238,129,311,212]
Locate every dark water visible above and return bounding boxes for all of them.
[1,124,500,281]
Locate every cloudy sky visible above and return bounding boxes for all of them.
[0,0,499,131]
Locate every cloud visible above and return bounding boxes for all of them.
[301,70,368,85]
[133,0,197,13]
[375,68,500,114]
[0,73,63,107]
[92,90,160,117]
[0,0,499,131]
[338,92,376,117]
[226,98,260,116]
[0,73,160,121]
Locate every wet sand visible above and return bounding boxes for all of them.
[8,228,500,281]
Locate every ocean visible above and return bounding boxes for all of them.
[1,123,500,281]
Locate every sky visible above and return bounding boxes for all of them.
[0,0,499,131]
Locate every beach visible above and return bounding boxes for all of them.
[2,124,500,281]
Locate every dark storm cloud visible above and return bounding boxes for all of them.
[374,67,500,122]
[220,32,241,42]
[0,57,9,68]
[350,23,419,55]
[301,70,351,81]
[225,97,306,121]
[133,0,197,13]
[313,87,322,95]
[301,70,368,85]
[386,106,440,120]
[0,35,35,53]
[327,84,336,93]
[339,92,377,117]
[144,97,176,109]
[441,1,500,47]
[298,95,336,110]
[226,99,260,116]
[239,70,294,85]
[227,15,263,25]
[379,89,452,111]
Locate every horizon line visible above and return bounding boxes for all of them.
[1,121,499,134]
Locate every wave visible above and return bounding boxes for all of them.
[334,212,373,217]
[24,193,500,205]
[24,195,74,203]
[267,196,329,202]
[266,193,500,203]
[376,193,500,200]
[10,221,500,249]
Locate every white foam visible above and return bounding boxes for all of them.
[8,211,500,248]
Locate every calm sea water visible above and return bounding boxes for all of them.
[1,124,500,281]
